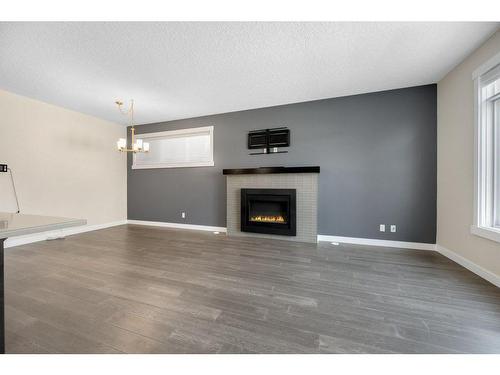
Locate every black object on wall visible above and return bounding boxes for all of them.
[241,188,296,236]
[128,84,437,244]
[248,127,290,148]
[248,127,290,155]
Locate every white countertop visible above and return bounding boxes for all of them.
[0,212,86,239]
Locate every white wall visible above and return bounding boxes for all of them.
[0,89,127,226]
[437,30,500,280]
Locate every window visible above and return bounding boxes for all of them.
[132,126,214,169]
[473,53,500,242]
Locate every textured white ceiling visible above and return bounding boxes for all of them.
[0,22,498,125]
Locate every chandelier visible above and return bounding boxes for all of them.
[115,99,150,153]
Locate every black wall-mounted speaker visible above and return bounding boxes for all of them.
[248,127,290,150]
[248,131,268,149]
[268,128,290,147]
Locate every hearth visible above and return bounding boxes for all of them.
[240,188,296,236]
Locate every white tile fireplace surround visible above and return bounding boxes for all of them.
[224,167,319,243]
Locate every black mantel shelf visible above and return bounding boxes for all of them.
[223,166,320,175]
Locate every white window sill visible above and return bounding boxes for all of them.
[132,161,215,170]
[471,225,500,243]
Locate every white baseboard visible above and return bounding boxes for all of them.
[436,245,500,288]
[4,220,128,249]
[126,221,436,251]
[317,234,436,251]
[127,220,227,233]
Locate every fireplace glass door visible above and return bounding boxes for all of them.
[241,189,296,236]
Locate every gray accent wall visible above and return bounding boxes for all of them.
[128,84,437,243]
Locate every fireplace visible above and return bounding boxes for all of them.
[240,188,296,236]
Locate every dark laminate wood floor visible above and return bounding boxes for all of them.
[4,224,500,353]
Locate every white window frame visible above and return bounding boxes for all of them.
[472,51,500,243]
[132,126,214,169]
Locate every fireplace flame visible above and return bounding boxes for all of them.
[250,215,286,223]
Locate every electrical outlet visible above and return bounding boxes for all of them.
[379,224,386,232]
[390,225,396,233]
[0,164,8,172]
[181,212,186,219]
